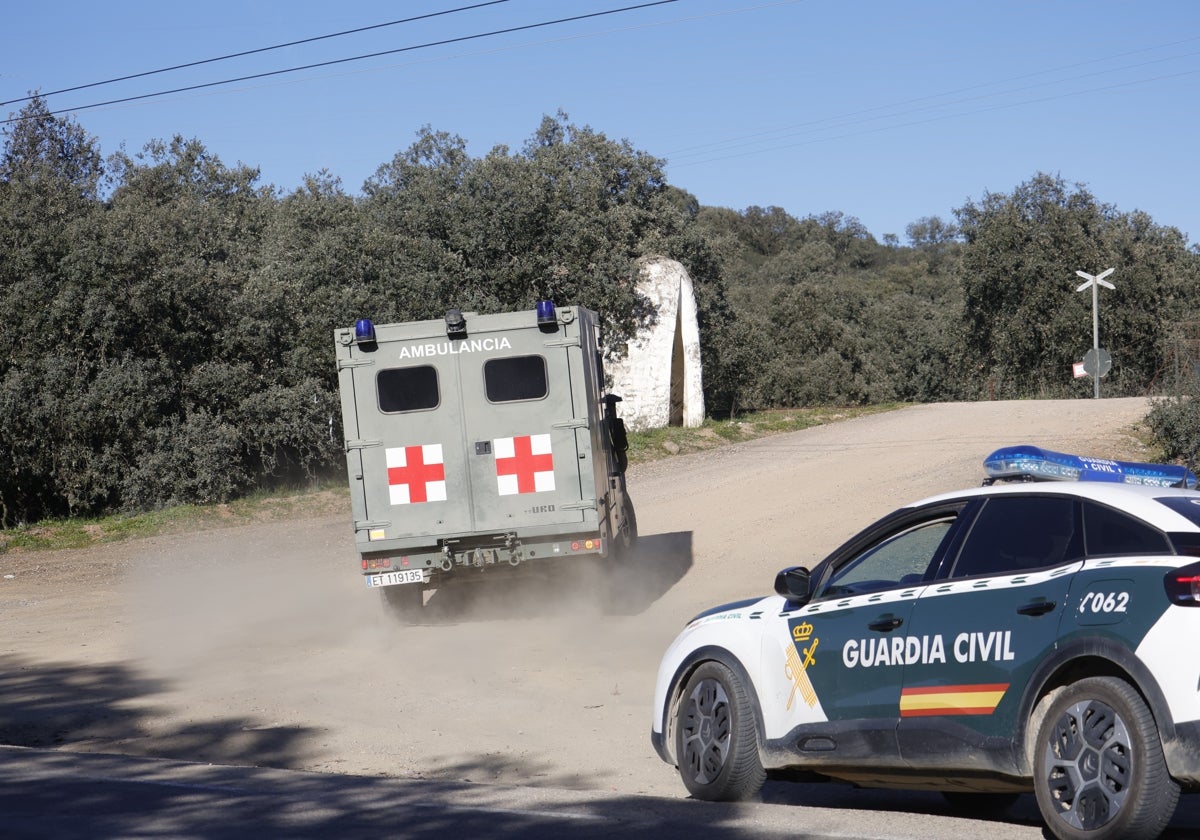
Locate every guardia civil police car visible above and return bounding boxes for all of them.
[651,445,1200,840]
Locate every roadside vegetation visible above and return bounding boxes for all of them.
[0,406,897,553]
[3,95,1199,534]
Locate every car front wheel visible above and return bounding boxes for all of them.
[675,661,765,801]
[1034,676,1178,840]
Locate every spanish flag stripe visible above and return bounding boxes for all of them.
[901,706,998,717]
[901,691,1006,710]
[899,683,1009,717]
[901,683,1009,696]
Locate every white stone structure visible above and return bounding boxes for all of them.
[607,257,705,431]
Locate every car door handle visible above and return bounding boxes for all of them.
[1017,600,1056,616]
[868,616,904,632]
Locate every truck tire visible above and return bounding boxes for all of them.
[380,584,424,624]
[1033,676,1178,840]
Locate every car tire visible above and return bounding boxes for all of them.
[675,660,766,801]
[380,583,424,624]
[1033,676,1178,840]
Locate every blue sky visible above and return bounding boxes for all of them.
[4,0,1198,244]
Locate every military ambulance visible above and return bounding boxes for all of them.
[334,301,636,620]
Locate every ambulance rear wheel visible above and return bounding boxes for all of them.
[380,584,424,624]
[1033,676,1178,840]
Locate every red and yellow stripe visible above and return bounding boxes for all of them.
[900,683,1009,717]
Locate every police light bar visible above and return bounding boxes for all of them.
[983,444,1197,489]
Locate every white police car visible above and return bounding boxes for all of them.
[651,446,1200,840]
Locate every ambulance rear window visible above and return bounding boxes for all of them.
[484,355,548,403]
[377,366,439,413]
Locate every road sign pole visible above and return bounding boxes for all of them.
[1075,268,1116,400]
[1091,279,1100,399]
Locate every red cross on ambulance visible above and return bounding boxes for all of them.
[386,444,446,504]
[495,434,555,495]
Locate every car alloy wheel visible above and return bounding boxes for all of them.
[675,661,765,801]
[1034,677,1178,840]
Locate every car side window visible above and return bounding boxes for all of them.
[1083,500,1171,556]
[815,518,955,599]
[950,495,1079,579]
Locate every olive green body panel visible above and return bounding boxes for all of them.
[334,306,629,575]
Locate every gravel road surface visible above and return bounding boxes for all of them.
[7,397,1197,837]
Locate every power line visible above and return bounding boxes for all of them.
[0,1,511,108]
[79,0,804,118]
[666,67,1200,171]
[2,1,679,124]
[663,36,1200,165]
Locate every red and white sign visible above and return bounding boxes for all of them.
[1073,362,1087,379]
[495,434,555,496]
[386,444,446,504]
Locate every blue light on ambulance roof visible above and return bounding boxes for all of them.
[536,300,556,327]
[983,444,1197,489]
[354,318,376,344]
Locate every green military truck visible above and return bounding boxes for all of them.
[334,301,636,620]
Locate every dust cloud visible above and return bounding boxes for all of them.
[119,513,694,786]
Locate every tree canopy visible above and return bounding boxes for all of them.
[955,173,1197,398]
[3,96,1198,524]
[0,103,730,523]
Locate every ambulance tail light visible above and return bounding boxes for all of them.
[1164,561,1200,606]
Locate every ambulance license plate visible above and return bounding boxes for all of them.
[366,569,426,588]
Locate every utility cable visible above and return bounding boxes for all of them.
[0,1,511,108]
[2,1,678,123]
[666,67,1200,170]
[666,34,1200,161]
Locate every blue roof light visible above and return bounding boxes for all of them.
[354,318,376,344]
[536,300,557,328]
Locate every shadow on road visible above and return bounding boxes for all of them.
[0,654,319,769]
[2,657,1199,838]
[0,747,748,839]
[6,746,1200,840]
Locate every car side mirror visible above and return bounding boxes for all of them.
[774,566,812,605]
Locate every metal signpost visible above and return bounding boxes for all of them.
[1075,268,1115,399]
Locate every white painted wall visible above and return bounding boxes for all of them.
[607,257,705,430]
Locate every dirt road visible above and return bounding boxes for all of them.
[0,398,1158,799]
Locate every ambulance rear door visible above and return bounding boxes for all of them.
[456,312,594,535]
[340,319,476,546]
